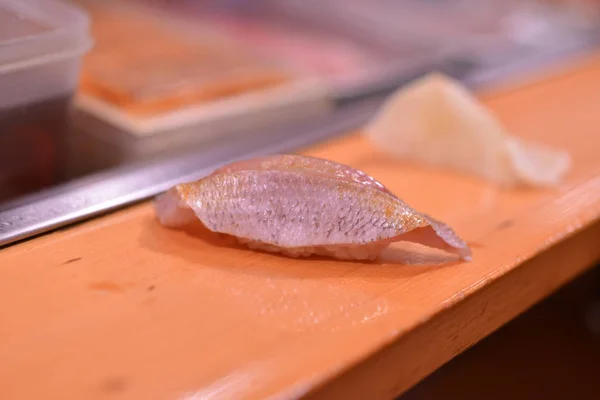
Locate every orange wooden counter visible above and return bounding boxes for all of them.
[1,54,599,400]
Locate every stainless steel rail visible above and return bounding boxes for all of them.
[0,98,384,247]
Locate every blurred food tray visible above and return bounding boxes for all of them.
[68,0,334,173]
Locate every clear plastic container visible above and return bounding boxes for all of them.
[0,0,92,203]
[67,0,332,175]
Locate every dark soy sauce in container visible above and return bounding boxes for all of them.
[0,96,73,203]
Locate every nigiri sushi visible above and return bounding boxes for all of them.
[154,154,472,261]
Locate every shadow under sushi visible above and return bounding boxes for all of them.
[139,217,464,280]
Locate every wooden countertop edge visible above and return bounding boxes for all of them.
[300,221,600,400]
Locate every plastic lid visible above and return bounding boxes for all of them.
[0,0,91,73]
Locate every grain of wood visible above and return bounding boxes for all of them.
[1,55,600,400]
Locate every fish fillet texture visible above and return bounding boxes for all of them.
[364,72,571,187]
[154,154,471,261]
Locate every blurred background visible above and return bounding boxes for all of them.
[0,2,600,397]
[1,0,599,208]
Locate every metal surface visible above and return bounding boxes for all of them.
[334,56,478,107]
[464,37,600,87]
[0,98,384,247]
[339,34,600,105]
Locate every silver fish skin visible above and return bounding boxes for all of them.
[154,154,472,261]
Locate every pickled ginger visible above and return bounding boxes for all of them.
[364,72,571,187]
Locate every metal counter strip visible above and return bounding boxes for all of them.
[0,98,384,247]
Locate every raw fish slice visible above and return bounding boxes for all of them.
[364,72,571,187]
[154,155,471,261]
